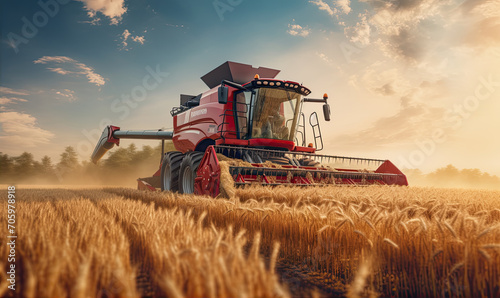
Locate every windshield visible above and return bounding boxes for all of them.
[242,88,302,141]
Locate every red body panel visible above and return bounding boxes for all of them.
[137,179,156,191]
[173,86,240,153]
[294,146,316,153]
[109,125,121,145]
[216,139,248,146]
[194,146,221,197]
[375,160,409,186]
[173,88,220,152]
[248,139,295,150]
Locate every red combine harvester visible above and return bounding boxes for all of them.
[91,62,407,197]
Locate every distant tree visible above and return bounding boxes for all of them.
[427,165,458,186]
[13,152,36,180]
[39,156,57,182]
[130,144,158,166]
[56,146,80,181]
[411,164,500,190]
[41,156,54,173]
[127,143,137,155]
[58,147,79,169]
[436,165,459,177]
[458,168,481,186]
[134,145,154,162]
[0,153,13,181]
[104,147,133,169]
[32,160,43,178]
[480,172,500,187]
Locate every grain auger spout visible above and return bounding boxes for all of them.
[91,61,408,195]
[91,125,173,164]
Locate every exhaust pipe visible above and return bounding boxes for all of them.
[91,125,173,164]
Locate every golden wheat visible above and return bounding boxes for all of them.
[0,185,499,297]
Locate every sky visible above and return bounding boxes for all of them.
[0,0,499,175]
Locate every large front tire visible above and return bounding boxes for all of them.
[179,151,205,194]
[161,151,184,192]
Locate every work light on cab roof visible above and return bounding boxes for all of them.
[91,61,408,197]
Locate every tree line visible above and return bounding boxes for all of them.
[0,142,175,185]
[405,165,500,190]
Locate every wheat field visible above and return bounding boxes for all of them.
[0,185,499,298]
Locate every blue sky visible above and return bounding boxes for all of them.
[1,0,500,175]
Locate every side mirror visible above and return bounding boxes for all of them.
[218,86,228,104]
[323,103,331,121]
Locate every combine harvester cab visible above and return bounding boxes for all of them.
[91,61,408,197]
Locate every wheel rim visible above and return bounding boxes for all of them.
[182,165,194,194]
[163,163,171,190]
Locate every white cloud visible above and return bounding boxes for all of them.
[328,0,498,63]
[78,64,106,86]
[344,14,371,46]
[0,97,28,105]
[122,29,131,42]
[78,11,101,25]
[110,17,120,26]
[121,29,131,48]
[320,2,499,166]
[131,36,145,45]
[0,87,30,96]
[309,0,336,16]
[460,0,500,49]
[317,52,334,64]
[77,0,127,25]
[336,0,351,14]
[0,112,55,147]
[350,62,412,96]
[328,0,457,62]
[332,82,450,150]
[46,67,75,75]
[0,87,29,107]
[120,29,146,50]
[287,24,311,37]
[54,89,76,102]
[34,56,75,64]
[34,56,106,86]
[334,104,447,149]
